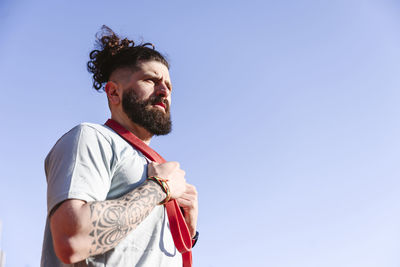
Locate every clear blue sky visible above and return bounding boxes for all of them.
[1,0,400,266]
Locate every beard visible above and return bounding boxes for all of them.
[122,89,172,136]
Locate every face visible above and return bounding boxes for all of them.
[121,61,172,135]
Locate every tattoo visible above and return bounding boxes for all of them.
[87,180,165,255]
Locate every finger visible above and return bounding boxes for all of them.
[177,193,196,202]
[176,198,193,208]
[184,184,197,194]
[173,161,180,168]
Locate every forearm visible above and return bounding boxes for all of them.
[86,179,165,255]
[51,179,166,263]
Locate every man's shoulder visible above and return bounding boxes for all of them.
[46,122,121,164]
[75,122,109,134]
[64,122,115,141]
[63,122,135,153]
[49,122,116,153]
[48,122,142,162]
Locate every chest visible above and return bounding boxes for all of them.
[107,148,149,199]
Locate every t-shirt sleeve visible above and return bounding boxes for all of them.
[45,124,114,215]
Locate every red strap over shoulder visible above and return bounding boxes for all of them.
[105,119,193,267]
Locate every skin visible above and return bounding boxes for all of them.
[50,60,198,264]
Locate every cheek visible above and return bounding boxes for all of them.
[133,83,154,100]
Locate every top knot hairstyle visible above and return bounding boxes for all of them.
[87,25,169,91]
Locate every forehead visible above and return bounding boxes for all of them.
[136,60,170,80]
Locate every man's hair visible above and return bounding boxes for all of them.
[87,25,169,91]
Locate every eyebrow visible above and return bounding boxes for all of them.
[143,72,172,90]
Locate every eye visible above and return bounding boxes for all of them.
[146,78,160,85]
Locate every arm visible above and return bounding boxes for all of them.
[51,180,164,263]
[51,161,186,264]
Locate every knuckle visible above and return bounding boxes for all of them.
[187,184,197,194]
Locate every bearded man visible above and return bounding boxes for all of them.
[41,26,199,267]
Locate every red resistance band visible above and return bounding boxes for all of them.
[105,119,193,267]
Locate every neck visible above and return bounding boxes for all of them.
[110,113,153,145]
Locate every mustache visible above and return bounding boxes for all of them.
[149,96,169,110]
[124,88,170,112]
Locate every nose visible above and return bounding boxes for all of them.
[155,83,170,98]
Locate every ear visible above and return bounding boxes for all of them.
[105,81,121,105]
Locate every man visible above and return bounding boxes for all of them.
[41,26,198,266]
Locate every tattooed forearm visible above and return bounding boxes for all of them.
[87,180,165,255]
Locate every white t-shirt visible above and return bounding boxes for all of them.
[41,123,181,267]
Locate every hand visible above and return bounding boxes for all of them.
[176,183,198,238]
[148,161,186,199]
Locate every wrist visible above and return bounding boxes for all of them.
[147,179,167,202]
[147,176,171,205]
